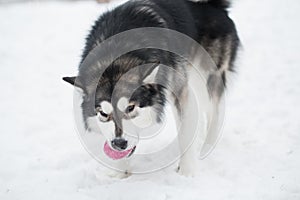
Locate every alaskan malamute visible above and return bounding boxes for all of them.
[63,0,239,177]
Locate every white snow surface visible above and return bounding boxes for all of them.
[0,0,300,199]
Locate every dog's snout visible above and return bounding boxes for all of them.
[111,138,128,151]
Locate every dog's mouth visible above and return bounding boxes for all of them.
[103,141,136,160]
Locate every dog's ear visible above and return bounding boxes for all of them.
[62,76,84,90]
[142,61,160,84]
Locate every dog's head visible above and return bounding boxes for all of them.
[63,58,166,159]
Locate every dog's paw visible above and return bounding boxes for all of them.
[177,164,197,177]
[106,170,131,179]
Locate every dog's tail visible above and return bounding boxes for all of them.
[187,0,231,9]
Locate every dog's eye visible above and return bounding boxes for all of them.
[126,104,135,113]
[99,110,108,118]
[96,107,109,121]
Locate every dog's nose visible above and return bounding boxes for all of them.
[111,138,128,151]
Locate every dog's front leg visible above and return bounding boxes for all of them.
[177,89,201,177]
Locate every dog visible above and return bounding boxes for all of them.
[63,0,239,177]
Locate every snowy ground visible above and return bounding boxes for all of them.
[0,0,300,199]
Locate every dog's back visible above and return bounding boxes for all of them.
[82,0,239,69]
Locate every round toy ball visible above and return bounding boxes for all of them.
[103,141,135,160]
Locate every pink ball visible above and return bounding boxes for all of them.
[103,141,134,160]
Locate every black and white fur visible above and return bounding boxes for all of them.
[63,0,239,177]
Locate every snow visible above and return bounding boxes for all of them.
[0,0,300,199]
